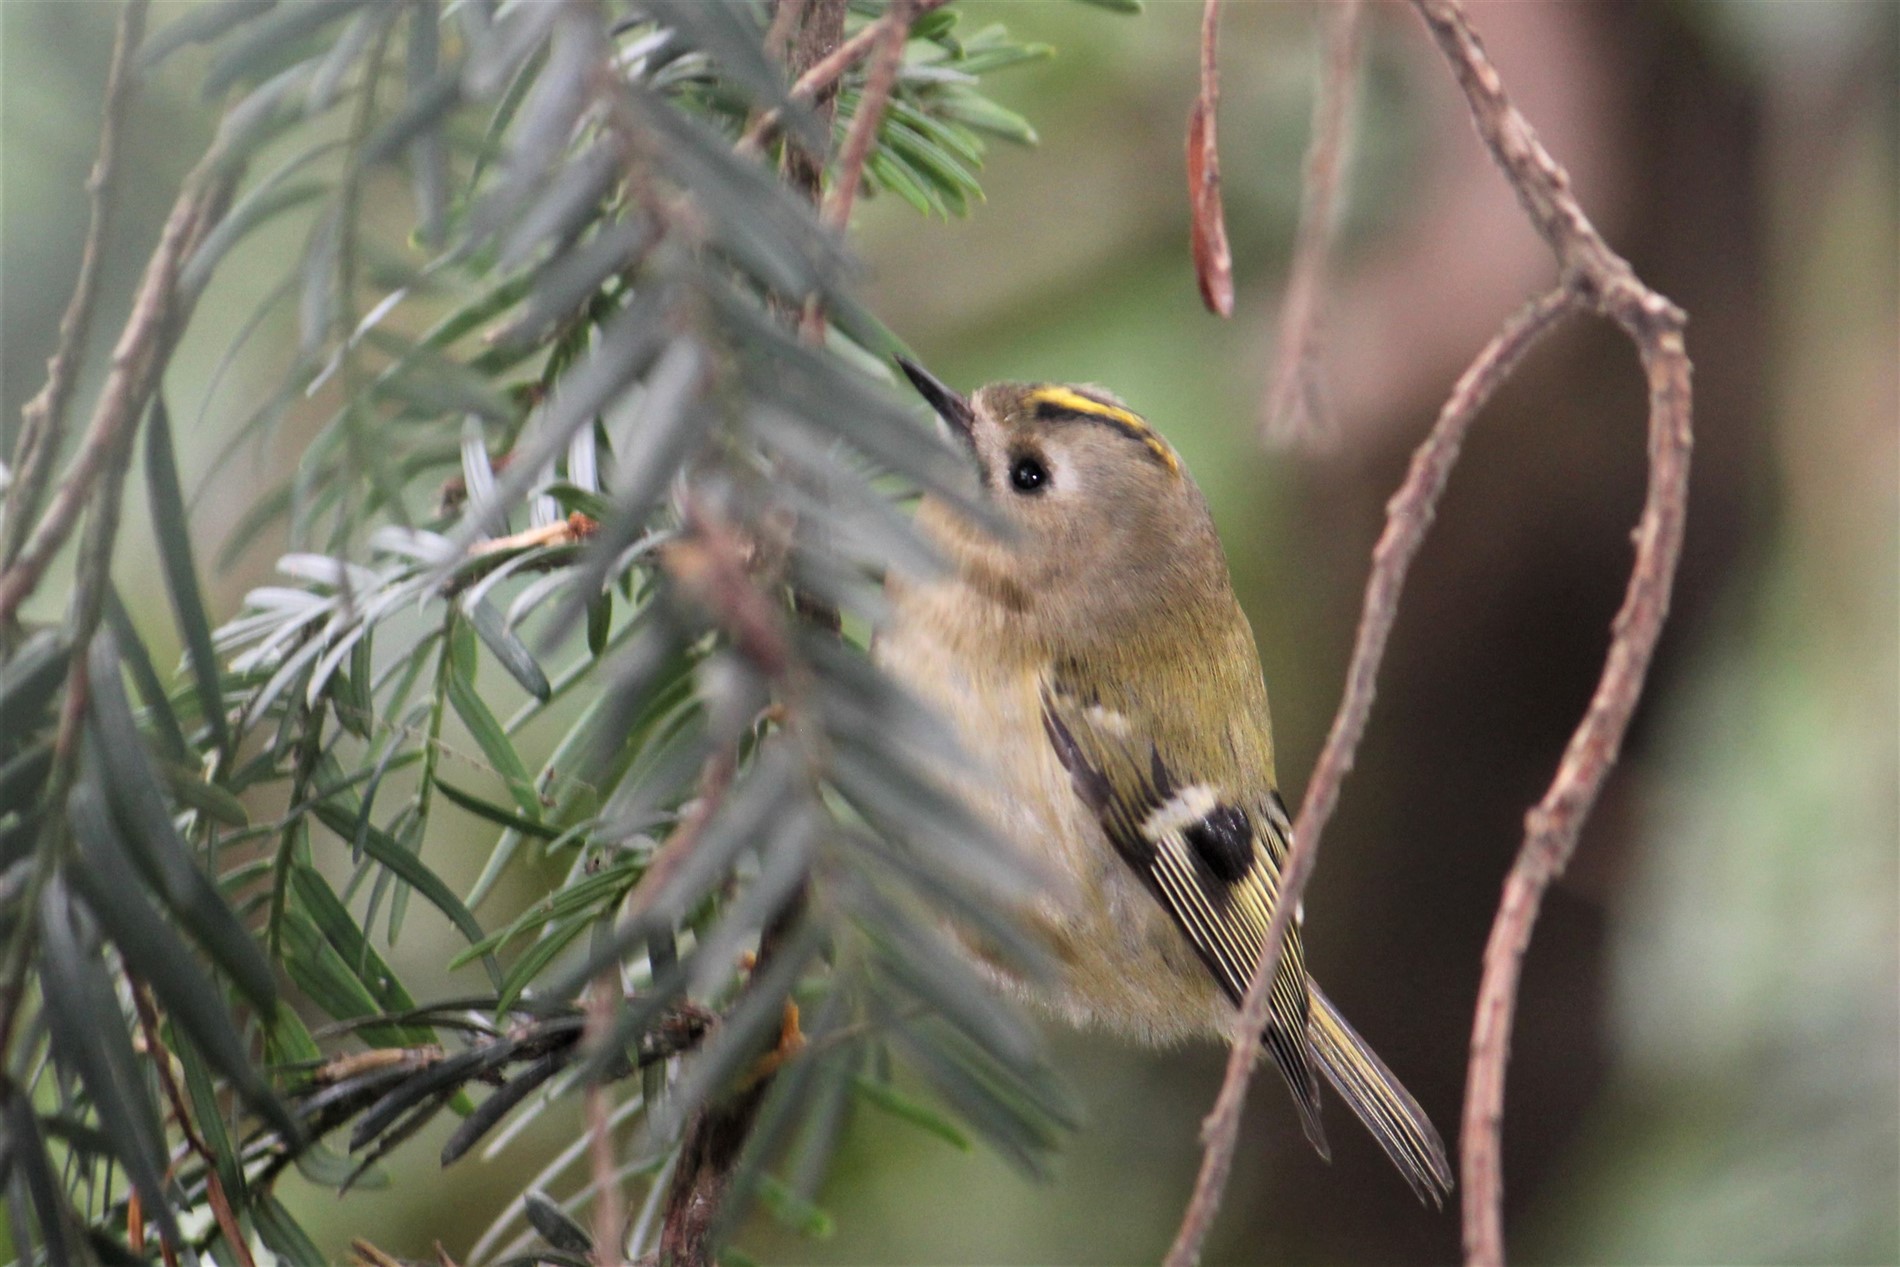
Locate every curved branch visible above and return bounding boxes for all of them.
[1163,284,1576,1267]
[1186,0,1233,316]
[1168,2,1692,1264]
[1406,5,1693,1263]
[1463,300,1689,1267]
[1293,285,1576,893]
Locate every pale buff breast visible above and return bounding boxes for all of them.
[874,579,1232,1046]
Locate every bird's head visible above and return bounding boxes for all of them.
[894,358,1226,648]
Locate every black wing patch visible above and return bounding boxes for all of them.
[1040,689,1327,1156]
[1183,803,1253,884]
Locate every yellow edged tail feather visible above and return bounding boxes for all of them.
[1306,985,1454,1206]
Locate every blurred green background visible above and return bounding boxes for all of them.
[4,1,1894,1263]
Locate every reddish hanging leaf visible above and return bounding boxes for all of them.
[1187,0,1233,316]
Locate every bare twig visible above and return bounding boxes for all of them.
[574,782,690,1267]
[583,977,628,1267]
[1413,0,1669,298]
[1263,0,1364,445]
[768,0,849,338]
[787,3,908,105]
[655,1066,770,1267]
[580,746,736,1267]
[201,1171,260,1267]
[761,0,811,67]
[0,155,234,627]
[818,0,912,233]
[469,511,600,558]
[1164,285,1575,1267]
[649,750,769,1267]
[738,0,952,158]
[798,0,911,344]
[2,0,149,578]
[1406,5,1693,1263]
[1295,287,1576,864]
[349,1241,406,1267]
[1186,0,1233,317]
[0,157,234,1060]
[133,980,258,1267]
[1167,2,1692,1264]
[132,980,211,1161]
[738,27,842,160]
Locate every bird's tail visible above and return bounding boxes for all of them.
[1306,984,1454,1206]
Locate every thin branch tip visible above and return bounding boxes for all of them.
[1264,0,1364,445]
[2,0,150,580]
[1167,2,1690,1263]
[1187,0,1234,317]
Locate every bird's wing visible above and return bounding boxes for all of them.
[1039,678,1328,1155]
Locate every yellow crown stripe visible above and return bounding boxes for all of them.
[1027,386,1145,432]
[1027,386,1181,475]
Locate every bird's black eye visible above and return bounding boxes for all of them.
[1009,454,1049,493]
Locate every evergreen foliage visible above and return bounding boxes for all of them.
[0,2,1129,1261]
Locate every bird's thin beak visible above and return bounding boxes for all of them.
[895,356,975,446]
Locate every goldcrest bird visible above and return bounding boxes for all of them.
[874,359,1452,1205]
